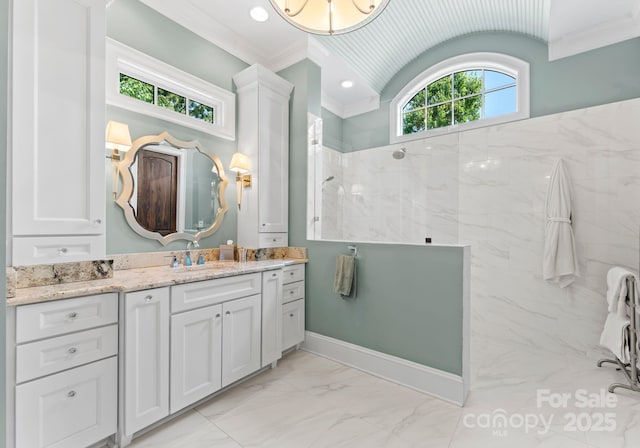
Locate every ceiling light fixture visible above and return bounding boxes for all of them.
[341,80,354,88]
[250,6,270,22]
[269,0,390,35]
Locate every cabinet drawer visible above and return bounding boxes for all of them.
[171,273,261,313]
[12,235,106,266]
[16,293,118,343]
[282,299,305,351]
[258,232,288,248]
[283,281,304,304]
[283,264,305,284]
[16,357,117,448]
[17,325,118,384]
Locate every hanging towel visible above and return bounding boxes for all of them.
[599,312,631,363]
[542,159,579,288]
[606,267,637,317]
[333,254,356,297]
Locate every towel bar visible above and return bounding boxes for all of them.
[597,277,640,394]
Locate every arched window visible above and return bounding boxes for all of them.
[390,53,529,142]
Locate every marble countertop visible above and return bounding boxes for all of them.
[7,258,307,307]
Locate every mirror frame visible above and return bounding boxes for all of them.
[115,131,229,245]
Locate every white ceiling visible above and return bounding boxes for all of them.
[139,0,640,118]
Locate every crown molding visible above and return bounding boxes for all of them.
[322,93,380,119]
[139,0,267,66]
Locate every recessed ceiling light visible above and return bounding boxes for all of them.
[341,80,354,88]
[250,6,269,22]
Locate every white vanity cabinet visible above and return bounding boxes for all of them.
[233,65,293,248]
[221,294,262,386]
[170,304,223,414]
[282,264,306,351]
[169,274,262,412]
[123,287,170,436]
[261,270,283,367]
[9,293,118,448]
[10,0,106,266]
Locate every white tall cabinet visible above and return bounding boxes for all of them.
[10,0,106,266]
[233,65,293,248]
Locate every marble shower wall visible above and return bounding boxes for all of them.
[460,98,640,388]
[317,97,640,388]
[319,133,459,243]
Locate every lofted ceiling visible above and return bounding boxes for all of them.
[138,0,640,118]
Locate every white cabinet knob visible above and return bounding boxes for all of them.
[58,248,68,255]
[145,295,153,302]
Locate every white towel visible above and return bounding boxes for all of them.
[599,312,631,363]
[542,159,579,288]
[606,267,636,317]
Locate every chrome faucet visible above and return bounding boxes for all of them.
[186,241,201,266]
[187,241,200,251]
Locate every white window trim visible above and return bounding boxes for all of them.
[106,38,235,141]
[389,52,530,144]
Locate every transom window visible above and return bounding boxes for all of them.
[119,74,216,124]
[107,39,235,140]
[391,53,529,143]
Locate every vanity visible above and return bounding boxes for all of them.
[6,257,307,447]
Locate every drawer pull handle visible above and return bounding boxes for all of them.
[68,312,78,319]
[94,218,102,224]
[68,390,77,398]
[290,290,294,294]
[272,273,277,277]
[145,295,153,302]
[289,313,294,317]
[58,248,68,254]
[262,223,266,227]
[225,311,231,315]
[68,347,77,354]
[290,272,295,276]
[216,313,221,318]
[272,239,277,242]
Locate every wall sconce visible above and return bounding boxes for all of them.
[229,152,252,210]
[105,120,132,198]
[105,120,132,161]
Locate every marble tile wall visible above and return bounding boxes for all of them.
[459,98,640,388]
[319,133,459,244]
[316,97,640,388]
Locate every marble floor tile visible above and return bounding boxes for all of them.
[126,350,639,448]
[129,410,241,448]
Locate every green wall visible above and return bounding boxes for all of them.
[339,32,640,151]
[105,0,248,254]
[321,107,343,151]
[280,59,465,375]
[0,0,8,443]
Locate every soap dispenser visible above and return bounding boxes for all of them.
[185,251,192,266]
[197,253,205,265]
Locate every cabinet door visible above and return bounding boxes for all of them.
[222,294,261,387]
[282,299,305,351]
[170,305,222,414]
[258,85,289,233]
[124,288,170,436]
[12,0,105,237]
[261,270,283,367]
[16,357,117,448]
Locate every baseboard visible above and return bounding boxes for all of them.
[301,331,466,406]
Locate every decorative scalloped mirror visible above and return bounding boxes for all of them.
[115,132,228,245]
